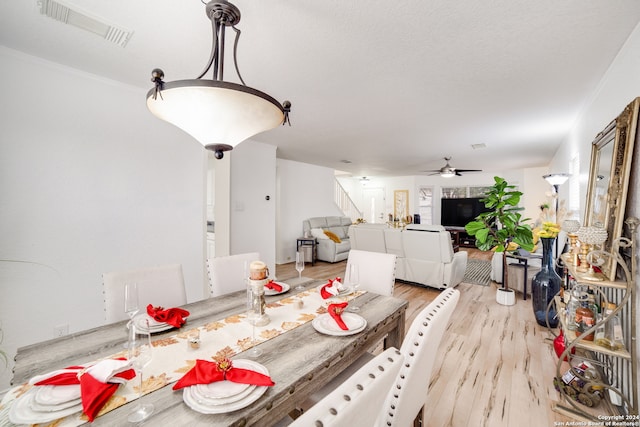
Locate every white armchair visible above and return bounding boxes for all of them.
[402,225,468,289]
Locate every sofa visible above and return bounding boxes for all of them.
[349,223,467,289]
[303,216,352,263]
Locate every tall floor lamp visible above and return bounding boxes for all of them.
[543,173,570,257]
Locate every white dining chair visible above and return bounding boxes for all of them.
[345,249,397,296]
[206,252,260,297]
[297,288,460,426]
[288,347,404,427]
[378,287,460,426]
[102,263,187,323]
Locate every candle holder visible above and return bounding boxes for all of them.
[576,226,608,279]
[562,219,581,266]
[247,261,270,326]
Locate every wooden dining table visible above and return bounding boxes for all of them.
[11,277,408,426]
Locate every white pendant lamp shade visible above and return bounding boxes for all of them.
[146,1,290,159]
[146,80,285,152]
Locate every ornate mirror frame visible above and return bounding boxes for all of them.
[584,97,639,280]
[393,190,409,221]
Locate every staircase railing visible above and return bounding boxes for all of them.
[334,179,362,222]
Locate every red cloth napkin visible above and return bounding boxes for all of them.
[264,280,283,292]
[320,277,343,299]
[173,359,275,390]
[328,302,349,330]
[33,360,135,422]
[146,304,190,328]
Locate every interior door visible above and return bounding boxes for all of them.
[362,188,385,223]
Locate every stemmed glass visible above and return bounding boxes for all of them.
[346,264,360,312]
[247,318,263,358]
[127,321,154,423]
[245,279,263,358]
[124,283,139,346]
[294,251,305,290]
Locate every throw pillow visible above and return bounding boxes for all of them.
[323,230,342,243]
[310,228,329,239]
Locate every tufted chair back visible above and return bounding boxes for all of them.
[378,288,460,426]
[103,263,187,324]
[289,347,404,427]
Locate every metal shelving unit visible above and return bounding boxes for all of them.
[551,218,638,420]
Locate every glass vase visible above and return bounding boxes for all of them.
[532,237,561,328]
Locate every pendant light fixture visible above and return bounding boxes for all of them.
[146,1,291,159]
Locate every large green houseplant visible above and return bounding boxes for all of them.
[465,176,534,305]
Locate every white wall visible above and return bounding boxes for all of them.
[550,22,640,220]
[229,141,277,273]
[0,47,206,391]
[276,159,343,266]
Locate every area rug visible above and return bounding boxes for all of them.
[462,259,492,286]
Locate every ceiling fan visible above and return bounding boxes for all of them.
[422,157,482,178]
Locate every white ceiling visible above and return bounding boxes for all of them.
[2,0,640,177]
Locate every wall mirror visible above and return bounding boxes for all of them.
[584,97,639,280]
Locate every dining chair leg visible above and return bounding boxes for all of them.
[413,404,425,426]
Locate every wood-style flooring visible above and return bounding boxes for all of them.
[276,248,575,427]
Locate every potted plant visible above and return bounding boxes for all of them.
[465,176,534,305]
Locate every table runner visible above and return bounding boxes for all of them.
[0,286,363,426]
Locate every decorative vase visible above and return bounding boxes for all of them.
[532,237,561,328]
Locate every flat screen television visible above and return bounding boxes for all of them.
[440,197,489,228]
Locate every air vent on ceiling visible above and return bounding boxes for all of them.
[471,143,487,150]
[37,0,133,47]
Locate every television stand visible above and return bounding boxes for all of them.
[444,226,476,248]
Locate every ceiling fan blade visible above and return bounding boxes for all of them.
[455,171,462,176]
[454,169,482,173]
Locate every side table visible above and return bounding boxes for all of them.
[503,252,542,300]
[296,237,317,265]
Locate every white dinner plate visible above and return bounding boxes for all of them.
[34,384,81,406]
[312,313,367,336]
[9,388,82,424]
[191,383,256,406]
[264,282,290,296]
[317,284,352,298]
[182,359,270,414]
[131,314,173,333]
[195,378,250,399]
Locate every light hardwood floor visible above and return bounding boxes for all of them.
[276,248,575,427]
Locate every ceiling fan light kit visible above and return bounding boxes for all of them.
[146,0,291,159]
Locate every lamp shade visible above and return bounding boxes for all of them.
[543,173,570,186]
[146,80,285,151]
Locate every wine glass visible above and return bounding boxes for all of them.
[247,317,263,358]
[244,267,262,358]
[294,251,305,290]
[124,282,139,319]
[346,264,360,312]
[128,321,154,423]
[124,283,139,347]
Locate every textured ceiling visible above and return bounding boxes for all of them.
[2,0,640,177]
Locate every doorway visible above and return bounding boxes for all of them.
[362,187,385,223]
